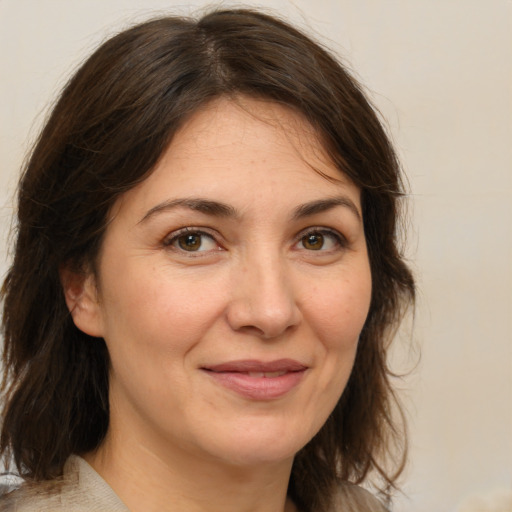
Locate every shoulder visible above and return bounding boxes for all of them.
[0,484,63,512]
[330,482,388,512]
[0,474,25,512]
[0,456,128,512]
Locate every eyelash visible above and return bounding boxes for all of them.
[163,226,348,256]
[163,227,222,255]
[293,227,347,253]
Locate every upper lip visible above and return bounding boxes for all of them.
[202,359,307,373]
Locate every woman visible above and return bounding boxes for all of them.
[0,8,414,512]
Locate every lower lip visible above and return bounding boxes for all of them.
[203,370,306,400]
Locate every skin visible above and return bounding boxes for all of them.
[64,97,372,512]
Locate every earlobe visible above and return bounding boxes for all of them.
[60,266,105,338]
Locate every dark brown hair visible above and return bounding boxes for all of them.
[1,8,414,511]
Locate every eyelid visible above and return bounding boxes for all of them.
[163,227,224,254]
[161,225,348,256]
[293,226,348,251]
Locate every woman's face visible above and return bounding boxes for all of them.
[72,97,372,468]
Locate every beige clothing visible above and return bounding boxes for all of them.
[333,484,389,512]
[0,456,128,512]
[0,455,387,511]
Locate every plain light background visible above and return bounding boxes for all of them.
[0,1,511,511]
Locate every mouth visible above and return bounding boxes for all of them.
[201,359,308,400]
[203,359,307,373]
[244,370,287,378]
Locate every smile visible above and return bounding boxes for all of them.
[202,359,308,400]
[246,371,286,378]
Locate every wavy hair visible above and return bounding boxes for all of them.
[0,8,414,511]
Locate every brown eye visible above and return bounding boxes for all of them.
[166,230,220,254]
[295,230,344,253]
[178,233,203,251]
[302,233,325,250]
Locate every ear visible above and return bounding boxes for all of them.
[60,266,105,338]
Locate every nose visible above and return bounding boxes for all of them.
[226,254,302,339]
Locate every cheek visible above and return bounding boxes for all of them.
[308,271,372,346]
[100,267,227,356]
[294,272,371,441]
[307,268,372,396]
[99,272,228,413]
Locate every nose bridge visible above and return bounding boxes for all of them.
[251,250,290,307]
[228,245,301,338]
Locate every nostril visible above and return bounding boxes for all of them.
[234,321,298,340]
[236,324,266,337]
[225,282,302,338]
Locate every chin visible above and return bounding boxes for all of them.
[215,444,298,468]
[199,420,316,468]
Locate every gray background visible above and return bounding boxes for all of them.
[1,1,511,511]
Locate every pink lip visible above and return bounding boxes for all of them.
[202,359,308,400]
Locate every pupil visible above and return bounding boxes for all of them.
[179,234,201,251]
[304,233,323,250]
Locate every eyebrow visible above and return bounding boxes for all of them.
[139,195,361,224]
[292,197,362,222]
[139,198,238,224]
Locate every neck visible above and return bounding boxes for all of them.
[84,428,297,512]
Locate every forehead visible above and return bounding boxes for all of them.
[113,97,360,219]
[166,97,336,174]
